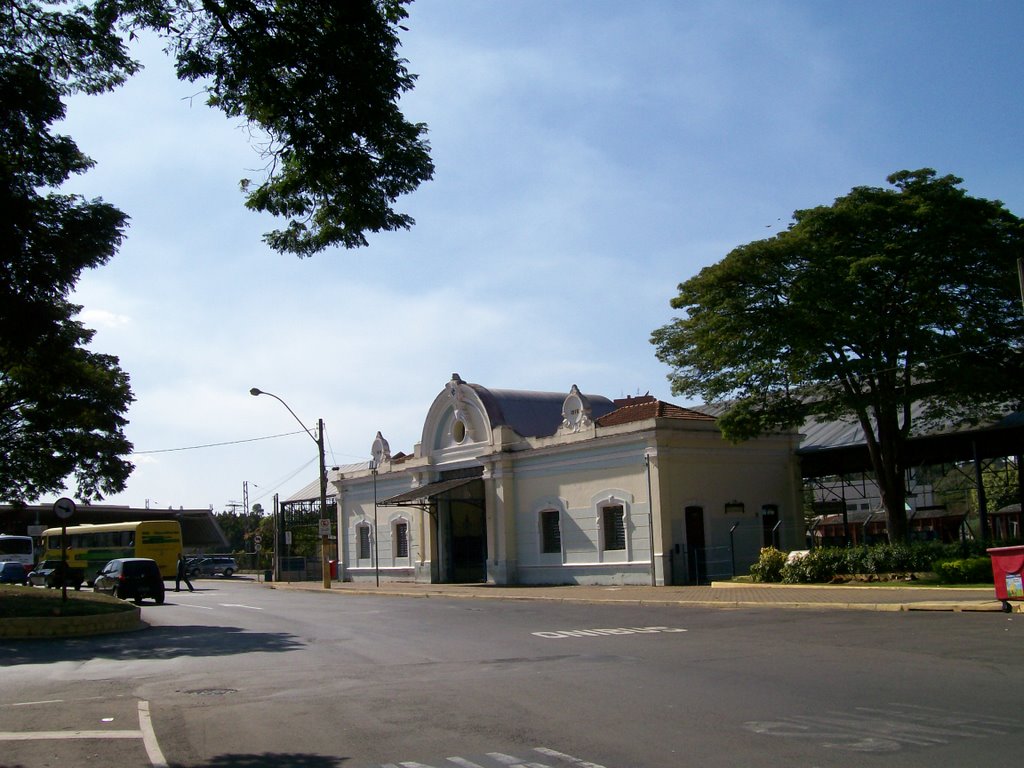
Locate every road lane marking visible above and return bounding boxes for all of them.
[11,699,65,706]
[0,730,142,740]
[0,699,167,768]
[533,748,607,767]
[745,703,1017,753]
[486,752,549,766]
[219,603,263,610]
[138,700,168,767]
[380,748,608,767]
[532,626,687,639]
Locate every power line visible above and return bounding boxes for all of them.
[131,430,306,455]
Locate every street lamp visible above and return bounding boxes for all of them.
[250,387,332,589]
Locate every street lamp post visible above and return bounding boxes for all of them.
[250,387,332,589]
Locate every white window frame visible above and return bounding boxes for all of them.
[539,508,563,556]
[531,496,568,563]
[593,490,633,561]
[391,516,411,563]
[356,521,373,563]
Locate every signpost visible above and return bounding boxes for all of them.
[53,497,75,602]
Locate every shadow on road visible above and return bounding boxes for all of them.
[168,754,349,768]
[4,755,348,768]
[0,625,304,666]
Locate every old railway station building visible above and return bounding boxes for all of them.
[327,374,804,586]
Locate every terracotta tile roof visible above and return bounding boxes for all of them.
[596,399,716,427]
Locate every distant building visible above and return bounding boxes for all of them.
[327,374,804,586]
[0,504,228,551]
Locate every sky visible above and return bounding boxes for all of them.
[50,0,1024,513]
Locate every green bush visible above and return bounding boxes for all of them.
[749,547,788,583]
[747,541,992,585]
[843,543,924,576]
[932,557,993,584]
[782,547,848,583]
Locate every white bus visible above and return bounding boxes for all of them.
[0,534,35,575]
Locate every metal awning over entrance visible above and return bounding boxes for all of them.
[378,477,477,508]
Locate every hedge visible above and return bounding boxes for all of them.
[748,541,994,584]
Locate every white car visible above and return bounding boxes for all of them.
[190,556,238,577]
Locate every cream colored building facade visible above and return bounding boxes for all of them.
[332,374,804,586]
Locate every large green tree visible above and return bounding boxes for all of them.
[2,0,136,501]
[652,170,1024,542]
[2,1,432,502]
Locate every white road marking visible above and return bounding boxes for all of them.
[532,626,686,639]
[745,703,1017,753]
[0,699,168,768]
[138,700,168,767]
[0,730,142,740]
[12,699,65,706]
[486,753,549,767]
[380,748,609,768]
[533,748,607,767]
[219,603,263,610]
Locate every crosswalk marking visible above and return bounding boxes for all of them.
[534,748,608,768]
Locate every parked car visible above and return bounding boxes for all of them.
[93,558,166,604]
[0,561,29,585]
[27,560,83,590]
[190,556,238,578]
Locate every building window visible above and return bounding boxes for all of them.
[394,521,409,559]
[357,524,371,560]
[540,509,561,554]
[602,505,626,551]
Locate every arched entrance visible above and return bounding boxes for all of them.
[438,484,486,583]
[376,472,487,584]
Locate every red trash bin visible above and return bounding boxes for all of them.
[329,559,338,580]
[987,545,1024,612]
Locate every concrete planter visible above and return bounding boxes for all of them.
[0,591,145,639]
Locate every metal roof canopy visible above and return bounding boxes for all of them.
[377,477,479,509]
[798,413,1024,478]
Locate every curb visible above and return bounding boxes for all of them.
[0,591,146,639]
[266,583,1012,613]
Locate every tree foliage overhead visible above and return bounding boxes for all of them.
[163,0,434,254]
[9,0,434,255]
[652,170,1024,542]
[1,0,431,502]
[2,0,137,502]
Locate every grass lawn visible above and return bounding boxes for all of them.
[0,586,134,618]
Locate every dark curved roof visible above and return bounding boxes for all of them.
[468,385,616,438]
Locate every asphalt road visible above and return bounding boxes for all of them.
[2,578,1022,768]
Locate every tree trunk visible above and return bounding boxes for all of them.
[862,409,910,543]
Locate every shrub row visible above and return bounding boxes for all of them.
[749,541,994,584]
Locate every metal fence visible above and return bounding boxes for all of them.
[679,519,806,584]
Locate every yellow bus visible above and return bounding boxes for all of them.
[40,521,182,583]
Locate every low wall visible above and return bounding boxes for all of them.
[0,591,145,639]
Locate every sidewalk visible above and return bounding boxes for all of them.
[265,578,1017,613]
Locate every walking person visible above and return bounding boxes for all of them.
[175,552,195,592]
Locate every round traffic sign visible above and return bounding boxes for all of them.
[54,497,76,520]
